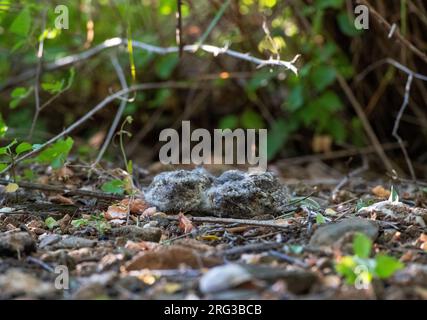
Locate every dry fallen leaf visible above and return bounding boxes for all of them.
[53,166,74,181]
[372,185,391,199]
[48,195,74,205]
[5,183,19,193]
[312,135,332,153]
[125,240,160,252]
[104,205,128,220]
[142,207,157,218]
[178,212,194,233]
[119,198,149,214]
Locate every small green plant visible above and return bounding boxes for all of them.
[71,214,111,235]
[101,179,125,195]
[45,216,59,230]
[388,185,399,203]
[0,139,34,182]
[100,116,136,196]
[335,233,404,286]
[35,137,74,169]
[355,198,375,211]
[316,213,326,224]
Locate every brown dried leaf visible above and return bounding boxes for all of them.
[178,212,194,233]
[48,195,74,205]
[124,240,160,252]
[119,198,149,215]
[142,207,157,218]
[372,185,391,199]
[104,205,128,221]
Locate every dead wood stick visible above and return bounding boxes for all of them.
[166,215,291,229]
[0,179,124,200]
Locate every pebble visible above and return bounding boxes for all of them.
[309,218,379,247]
[0,231,36,257]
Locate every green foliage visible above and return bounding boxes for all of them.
[0,0,370,167]
[10,86,32,109]
[335,233,404,286]
[310,65,336,92]
[316,213,326,224]
[0,114,7,138]
[45,216,58,230]
[72,215,111,235]
[10,6,31,36]
[15,142,33,155]
[356,198,375,211]
[101,179,125,195]
[389,185,400,203]
[353,232,372,259]
[36,137,74,169]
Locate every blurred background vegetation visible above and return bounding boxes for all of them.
[0,0,426,177]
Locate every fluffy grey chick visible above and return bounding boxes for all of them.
[144,167,213,213]
[206,170,290,218]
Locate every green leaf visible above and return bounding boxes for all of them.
[126,160,133,175]
[388,185,399,203]
[0,114,7,138]
[10,7,31,36]
[301,91,343,126]
[101,179,125,195]
[41,80,64,94]
[10,86,32,109]
[0,163,8,172]
[374,255,404,279]
[36,137,74,169]
[0,139,17,155]
[286,84,304,111]
[71,218,90,229]
[316,213,326,224]
[335,256,357,284]
[353,233,372,259]
[241,110,265,129]
[15,142,32,155]
[45,217,58,230]
[310,65,336,92]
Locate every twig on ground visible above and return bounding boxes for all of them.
[166,215,292,230]
[0,178,124,200]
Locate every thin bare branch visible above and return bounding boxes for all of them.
[0,37,300,90]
